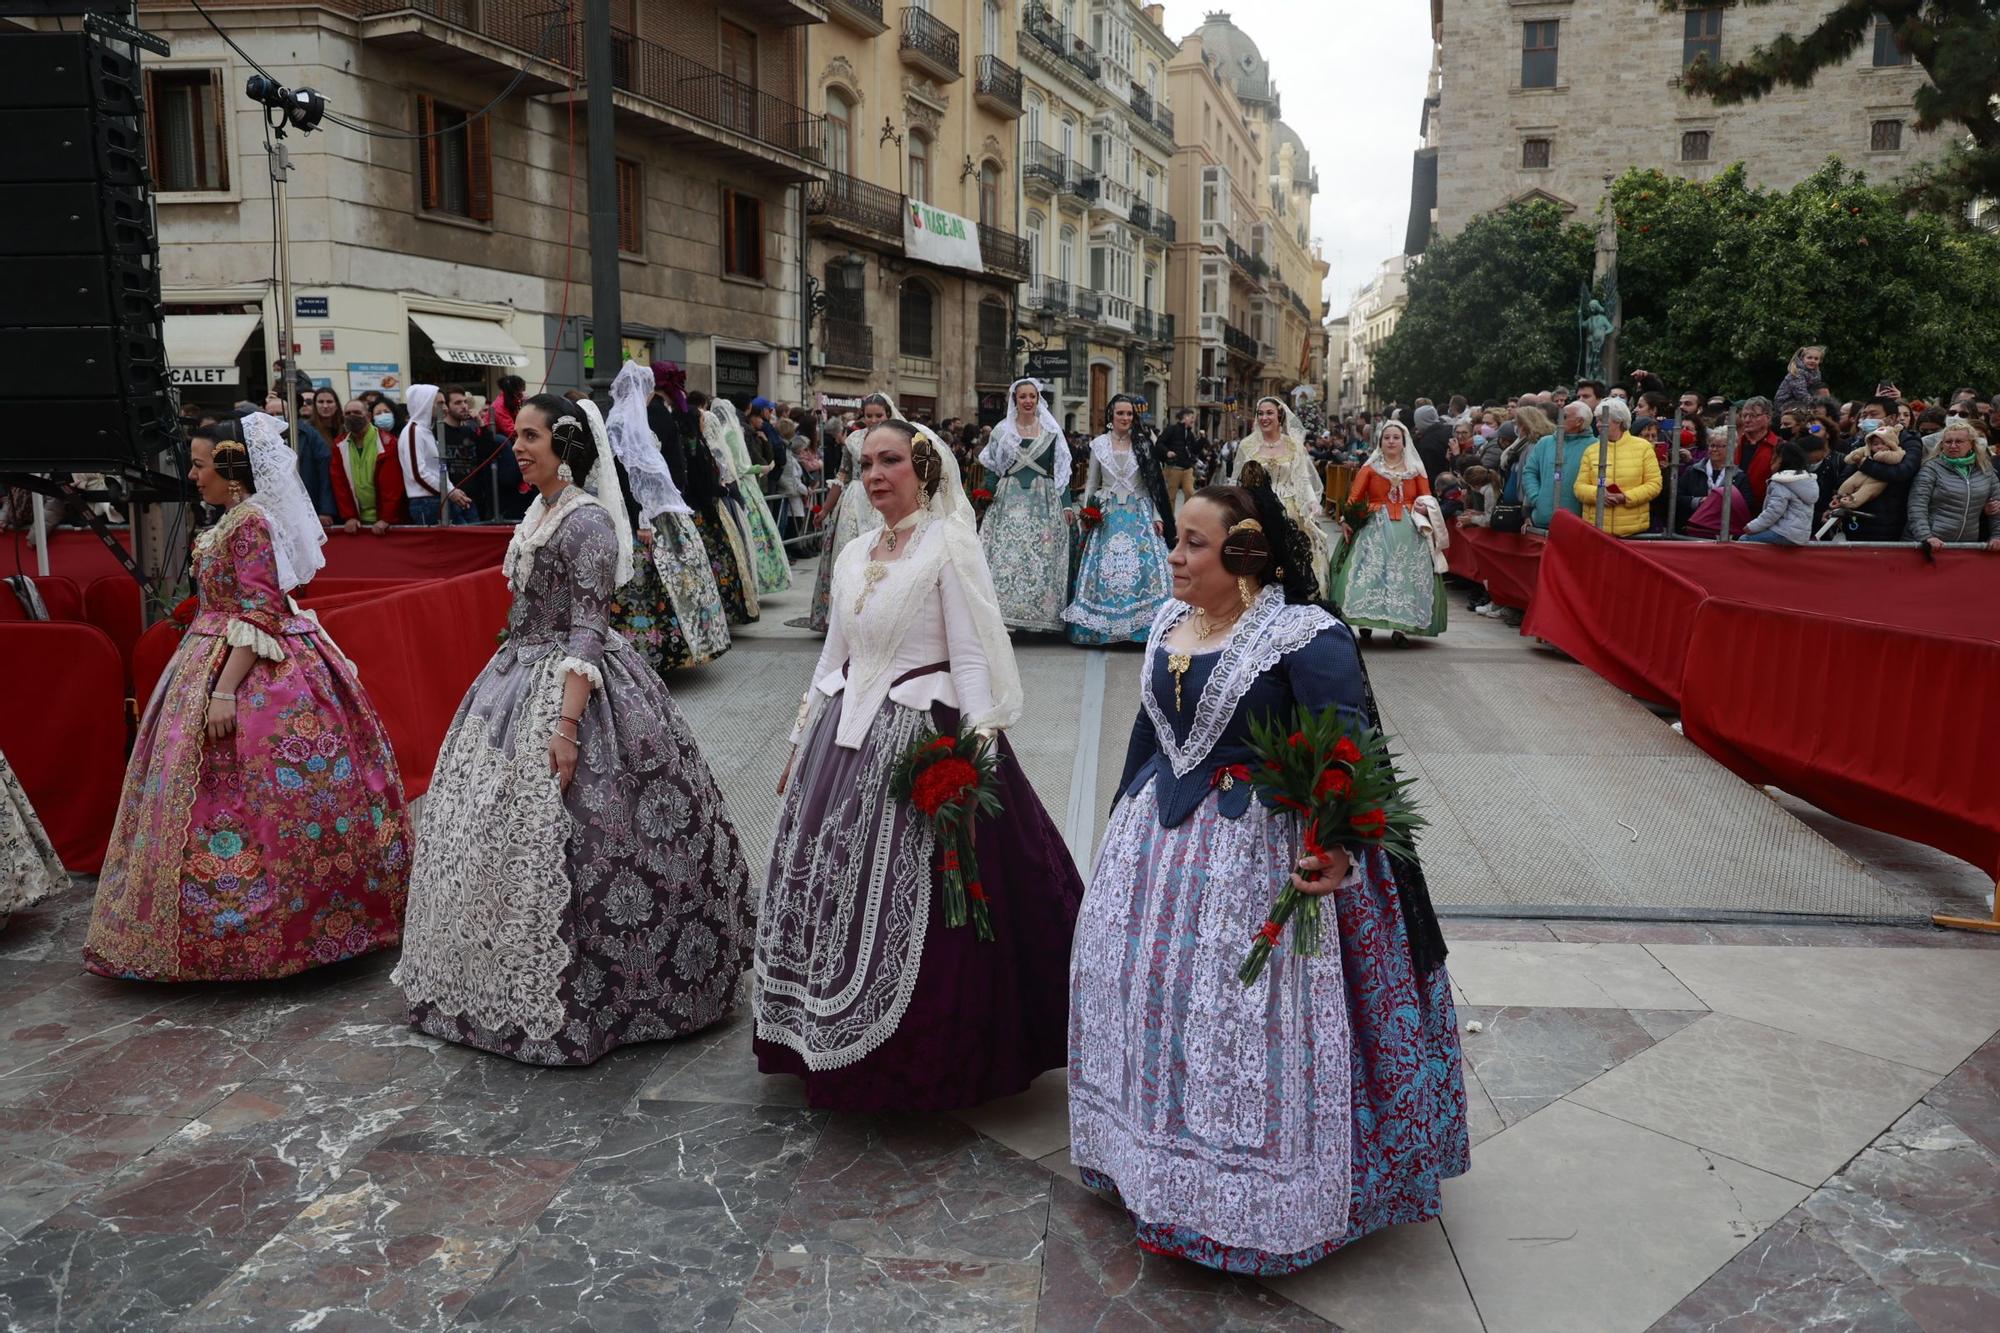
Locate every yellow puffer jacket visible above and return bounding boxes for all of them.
[1574,437,1664,536]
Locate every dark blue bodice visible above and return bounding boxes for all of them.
[1116,622,1367,827]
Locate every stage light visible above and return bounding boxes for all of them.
[284,87,326,133]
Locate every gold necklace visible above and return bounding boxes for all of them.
[1167,603,1242,711]
[1192,604,1242,641]
[1167,652,1192,711]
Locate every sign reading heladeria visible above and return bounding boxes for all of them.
[902,200,985,273]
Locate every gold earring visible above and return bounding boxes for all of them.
[1237,576,1255,609]
[228,481,243,504]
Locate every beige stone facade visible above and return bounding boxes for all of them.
[1340,256,1408,413]
[122,0,823,413]
[803,0,1029,426]
[1162,14,1323,440]
[1013,0,1177,436]
[1423,0,1945,244]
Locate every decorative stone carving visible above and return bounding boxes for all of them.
[819,56,863,104]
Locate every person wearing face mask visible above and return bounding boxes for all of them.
[1829,398,1925,541]
[329,399,405,532]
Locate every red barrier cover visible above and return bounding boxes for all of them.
[1522,515,1707,706]
[316,570,511,796]
[1682,604,2000,878]
[0,527,512,583]
[1453,527,1545,609]
[0,623,127,872]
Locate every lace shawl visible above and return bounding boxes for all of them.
[1140,587,1338,778]
[1087,434,1145,498]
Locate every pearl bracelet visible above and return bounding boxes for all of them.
[209,691,236,702]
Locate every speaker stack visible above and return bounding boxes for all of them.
[0,25,175,472]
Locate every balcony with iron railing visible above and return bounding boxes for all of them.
[1023,142,1067,194]
[1152,211,1176,243]
[1129,199,1153,231]
[357,0,584,96]
[978,222,1031,280]
[1022,2,1067,60]
[1072,285,1102,322]
[1134,309,1155,342]
[1130,87,1154,122]
[1153,104,1174,140]
[807,170,904,242]
[1063,167,1100,204]
[900,5,961,81]
[1157,311,1175,344]
[599,36,825,175]
[975,54,1023,117]
[1064,38,1101,82]
[1037,278,1078,318]
[822,316,873,371]
[826,0,887,35]
[1223,322,1259,358]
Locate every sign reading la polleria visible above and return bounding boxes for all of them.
[902,200,985,274]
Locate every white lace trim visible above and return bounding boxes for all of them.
[392,657,575,1039]
[755,699,932,1070]
[1088,434,1144,498]
[504,485,599,592]
[557,656,604,692]
[1141,589,1337,778]
[224,617,287,663]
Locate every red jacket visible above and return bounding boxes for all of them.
[329,429,407,524]
[1738,429,1779,508]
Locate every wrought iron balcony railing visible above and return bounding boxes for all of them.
[1152,211,1176,243]
[822,316,873,371]
[1129,199,1153,231]
[807,170,903,237]
[975,345,1015,385]
[975,55,1023,114]
[1024,142,1067,192]
[900,6,961,78]
[1037,278,1076,317]
[1063,168,1100,203]
[978,222,1031,278]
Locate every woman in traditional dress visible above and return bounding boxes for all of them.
[1064,395,1175,645]
[650,370,757,628]
[1234,396,1331,592]
[1330,421,1448,645]
[756,419,1084,1110]
[1,751,65,923]
[1069,482,1467,1275]
[684,391,763,624]
[805,392,894,633]
[394,394,753,1066]
[84,415,409,981]
[606,361,730,670]
[712,399,793,596]
[977,377,1074,633]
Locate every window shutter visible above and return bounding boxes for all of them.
[616,159,640,253]
[749,196,764,279]
[208,69,230,190]
[418,95,441,211]
[722,190,738,273]
[467,112,494,221]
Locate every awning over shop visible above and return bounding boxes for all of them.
[409,310,530,368]
[162,313,260,387]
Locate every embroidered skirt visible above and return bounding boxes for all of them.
[1064,494,1173,646]
[754,690,1082,1110]
[1330,510,1447,636]
[1068,777,1469,1274]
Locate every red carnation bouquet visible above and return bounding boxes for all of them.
[1237,704,1425,984]
[1079,505,1105,529]
[890,721,1006,941]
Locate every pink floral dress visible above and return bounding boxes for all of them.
[84,501,411,981]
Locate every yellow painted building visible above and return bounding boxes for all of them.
[803,0,1030,425]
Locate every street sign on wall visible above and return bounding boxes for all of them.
[1024,350,1068,381]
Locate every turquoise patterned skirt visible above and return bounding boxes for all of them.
[1062,494,1173,646]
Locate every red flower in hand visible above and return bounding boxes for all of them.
[1287,731,1309,749]
[968,881,989,902]
[972,488,994,503]
[1333,737,1362,765]
[1349,807,1387,838]
[1314,767,1353,800]
[912,757,980,816]
[171,595,199,627]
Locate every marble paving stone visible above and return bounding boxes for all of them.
[1459,1005,1661,1126]
[634,1004,808,1108]
[178,1150,576,1331]
[1924,1030,2000,1157]
[0,958,78,1012]
[434,1027,681,1105]
[1036,1145,1083,1186]
[1037,1177,1333,1331]
[233,1026,484,1095]
[733,1252,1042,1332]
[1630,1008,1707,1043]
[768,1113,1052,1264]
[0,969,181,1076]
[1648,1207,1921,1333]
[375,1079,637,1162]
[1800,1102,2000,1327]
[952,1068,1069,1163]
[0,1106,188,1246]
[1440,919,1561,942]
[0,1221,248,1332]
[457,1100,824,1332]
[1266,1219,1483,1333]
[0,887,95,962]
[1442,1099,1807,1333]
[1448,941,1706,1011]
[1464,1068,1507,1147]
[1570,1014,1937,1187]
[1645,945,2000,1075]
[0,1026,258,1116]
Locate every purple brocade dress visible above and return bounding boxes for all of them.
[393,496,753,1066]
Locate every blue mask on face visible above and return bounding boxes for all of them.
[374,413,395,430]
[1857,418,1882,435]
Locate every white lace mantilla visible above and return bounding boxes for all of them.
[1140,588,1336,778]
[391,656,576,1039]
[504,485,599,592]
[1089,435,1144,499]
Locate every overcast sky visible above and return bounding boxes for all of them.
[1153,1,1433,320]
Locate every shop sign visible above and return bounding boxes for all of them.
[168,366,238,386]
[1024,350,1067,381]
[347,362,402,399]
[903,201,984,273]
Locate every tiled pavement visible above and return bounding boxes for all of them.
[2,888,1997,1332]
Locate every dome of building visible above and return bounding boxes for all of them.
[1192,11,1277,109]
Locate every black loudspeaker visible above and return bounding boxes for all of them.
[0,29,170,473]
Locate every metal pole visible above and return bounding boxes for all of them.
[1717,402,1739,541]
[1666,409,1681,534]
[585,0,621,396]
[272,136,297,430]
[1592,404,1609,531]
[29,492,48,577]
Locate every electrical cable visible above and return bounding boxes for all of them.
[188,0,573,142]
